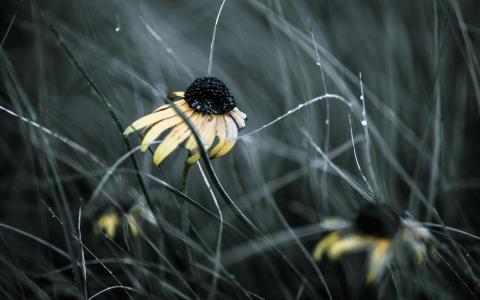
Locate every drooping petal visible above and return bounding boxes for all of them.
[140,114,186,152]
[366,239,391,284]
[124,111,171,136]
[167,91,185,100]
[184,114,209,151]
[186,115,217,164]
[124,100,188,135]
[313,231,341,261]
[212,115,238,158]
[229,111,246,129]
[201,115,218,148]
[328,235,374,260]
[232,107,247,119]
[140,109,195,152]
[152,114,200,165]
[209,116,227,158]
[186,151,201,165]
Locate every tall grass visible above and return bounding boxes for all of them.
[1,0,480,299]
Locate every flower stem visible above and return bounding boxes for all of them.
[180,163,192,235]
[180,162,198,286]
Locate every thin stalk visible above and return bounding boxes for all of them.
[179,162,197,288]
[180,163,192,234]
[207,0,227,76]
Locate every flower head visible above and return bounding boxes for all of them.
[95,211,120,239]
[124,77,247,165]
[184,77,236,114]
[95,203,157,239]
[353,203,400,238]
[313,203,434,284]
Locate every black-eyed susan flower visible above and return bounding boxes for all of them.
[124,77,247,165]
[313,203,434,284]
[95,203,157,239]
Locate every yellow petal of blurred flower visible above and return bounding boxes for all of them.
[96,212,120,239]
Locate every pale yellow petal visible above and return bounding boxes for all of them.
[201,115,217,147]
[214,141,236,158]
[184,114,208,150]
[124,110,170,136]
[124,102,188,136]
[213,115,238,158]
[185,134,198,151]
[328,235,374,260]
[233,107,247,119]
[127,216,139,237]
[186,115,217,151]
[152,125,188,164]
[152,114,200,165]
[185,115,217,165]
[96,212,120,239]
[124,126,136,136]
[209,116,227,158]
[186,152,201,165]
[152,103,169,112]
[140,115,182,152]
[313,231,341,261]
[167,91,185,100]
[366,239,391,284]
[229,111,246,129]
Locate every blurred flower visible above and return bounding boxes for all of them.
[313,203,434,284]
[95,203,157,239]
[95,211,120,239]
[124,77,247,165]
[127,200,158,237]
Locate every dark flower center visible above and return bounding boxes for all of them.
[184,77,236,115]
[354,203,400,238]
